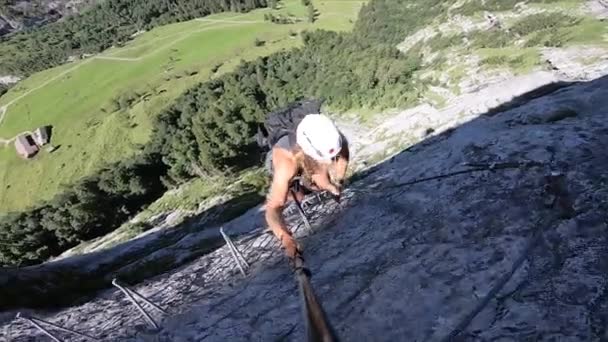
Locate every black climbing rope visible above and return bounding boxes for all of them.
[351,160,546,194]
[389,161,545,189]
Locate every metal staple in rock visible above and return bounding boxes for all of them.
[16,313,63,342]
[112,278,166,330]
[220,227,250,277]
[16,312,101,342]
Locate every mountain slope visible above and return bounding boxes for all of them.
[2,0,608,340]
[3,69,608,341]
[150,76,608,342]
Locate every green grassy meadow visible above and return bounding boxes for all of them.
[0,0,367,213]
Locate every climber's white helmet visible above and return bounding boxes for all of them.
[296,114,342,162]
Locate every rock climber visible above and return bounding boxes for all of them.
[264,113,350,259]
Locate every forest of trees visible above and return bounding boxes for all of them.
[0,0,268,76]
[0,0,451,266]
[0,152,168,265]
[151,0,460,184]
[151,29,424,183]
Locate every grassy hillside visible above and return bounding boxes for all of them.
[0,0,366,213]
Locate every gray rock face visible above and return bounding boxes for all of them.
[153,75,608,342]
[0,0,99,36]
[2,73,608,341]
[0,17,11,35]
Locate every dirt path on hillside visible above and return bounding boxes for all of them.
[195,18,264,24]
[0,19,256,147]
[0,7,357,146]
[0,58,94,146]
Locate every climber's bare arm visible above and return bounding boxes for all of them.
[265,148,300,258]
[311,169,340,196]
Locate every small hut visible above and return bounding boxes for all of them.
[14,134,39,159]
[33,126,50,146]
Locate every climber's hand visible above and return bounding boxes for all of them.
[280,232,302,260]
[329,184,341,203]
[331,193,341,203]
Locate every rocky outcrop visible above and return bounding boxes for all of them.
[0,75,20,85]
[542,46,608,81]
[586,0,608,18]
[0,0,99,37]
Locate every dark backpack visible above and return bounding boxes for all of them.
[256,98,323,151]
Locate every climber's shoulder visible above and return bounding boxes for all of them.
[272,144,298,172]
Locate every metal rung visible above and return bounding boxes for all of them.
[112,278,165,330]
[16,312,101,341]
[220,227,250,277]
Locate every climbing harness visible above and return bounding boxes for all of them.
[291,189,313,231]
